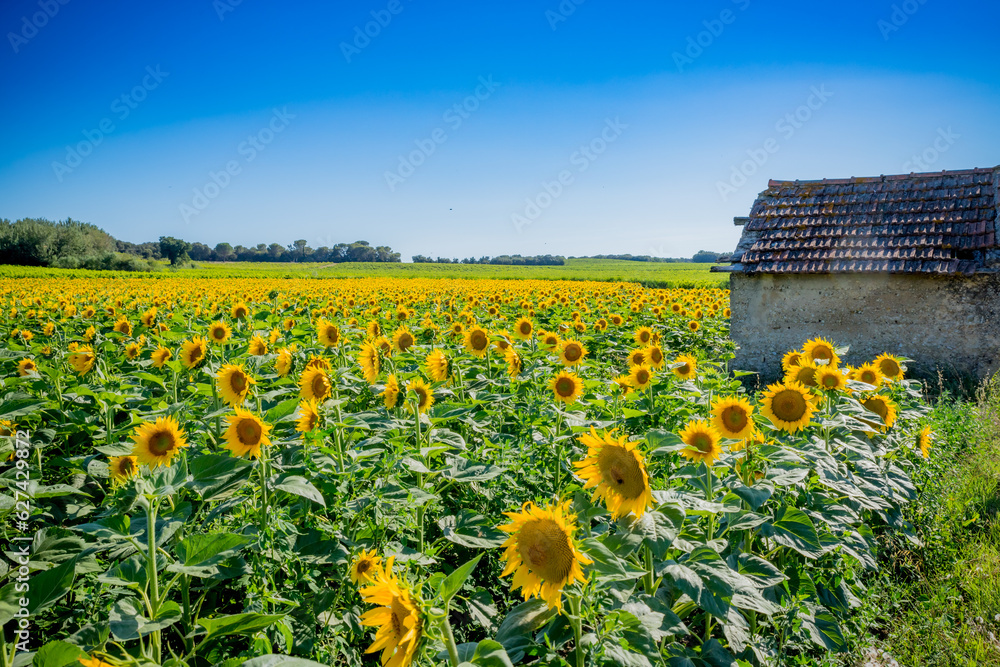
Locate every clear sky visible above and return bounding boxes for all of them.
[1,0,998,261]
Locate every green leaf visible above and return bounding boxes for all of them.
[0,398,46,420]
[440,457,504,483]
[463,639,514,667]
[238,656,329,667]
[440,555,482,605]
[109,598,182,640]
[197,613,285,641]
[272,476,326,506]
[628,505,684,559]
[495,599,557,663]
[30,640,85,667]
[438,511,507,549]
[758,505,823,559]
[187,454,253,501]
[0,558,77,627]
[580,537,644,581]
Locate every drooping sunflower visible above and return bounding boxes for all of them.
[874,353,905,382]
[464,326,490,358]
[359,556,422,667]
[17,358,37,377]
[83,325,96,342]
[815,365,848,392]
[131,416,188,468]
[499,500,592,611]
[785,361,819,388]
[629,364,654,390]
[217,364,255,406]
[425,349,449,382]
[382,374,400,409]
[67,346,96,376]
[358,342,381,384]
[109,455,139,484]
[207,321,232,345]
[711,396,756,440]
[644,345,665,369]
[248,335,268,356]
[151,346,172,368]
[574,427,654,520]
[916,426,933,458]
[550,371,584,404]
[504,347,522,379]
[295,399,320,434]
[299,366,332,402]
[678,419,723,466]
[223,410,272,459]
[611,374,633,396]
[513,317,534,340]
[633,326,653,345]
[559,339,587,367]
[851,363,884,387]
[317,319,341,348]
[275,347,294,377]
[861,395,898,433]
[406,378,434,414]
[350,548,383,585]
[181,337,208,369]
[781,349,804,372]
[671,354,697,380]
[760,381,817,433]
[802,337,839,366]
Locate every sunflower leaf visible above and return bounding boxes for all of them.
[439,554,482,606]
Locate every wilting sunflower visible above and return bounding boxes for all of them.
[217,364,255,406]
[67,346,96,376]
[207,321,232,345]
[760,381,817,433]
[861,395,898,433]
[802,337,839,366]
[633,326,653,345]
[711,396,756,440]
[391,326,415,354]
[224,409,272,459]
[781,349,804,372]
[17,358,37,377]
[874,353,905,381]
[678,419,723,466]
[382,374,400,409]
[464,326,490,358]
[425,349,449,382]
[299,366,332,402]
[350,548,383,585]
[181,337,208,369]
[131,416,188,468]
[550,371,584,404]
[406,378,434,413]
[644,345,665,369]
[317,320,341,348]
[916,426,933,458]
[499,500,592,611]
[671,354,697,380]
[151,346,172,368]
[852,363,884,387]
[358,342,381,384]
[513,317,534,340]
[629,364,654,390]
[295,399,320,433]
[559,339,587,367]
[504,347,522,379]
[248,335,268,356]
[574,427,654,520]
[275,347,294,377]
[359,556,422,667]
[109,455,139,484]
[815,365,848,392]
[785,361,819,388]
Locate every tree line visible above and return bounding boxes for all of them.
[571,251,724,263]
[156,239,402,265]
[411,254,566,265]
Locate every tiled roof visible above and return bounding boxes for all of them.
[730,167,1000,275]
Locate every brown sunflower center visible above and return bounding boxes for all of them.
[691,433,714,453]
[879,359,900,377]
[230,372,247,392]
[795,367,817,387]
[863,398,888,420]
[398,333,413,350]
[564,344,582,362]
[598,446,645,499]
[677,362,691,375]
[519,518,573,582]
[149,431,176,456]
[470,331,488,350]
[555,378,575,397]
[859,370,878,384]
[519,322,531,335]
[821,373,840,389]
[722,406,749,432]
[635,369,650,385]
[237,418,262,445]
[812,346,833,361]
[311,373,330,397]
[212,328,225,340]
[772,390,807,422]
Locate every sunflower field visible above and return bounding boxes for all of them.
[0,273,935,667]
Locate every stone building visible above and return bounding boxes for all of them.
[713,166,1000,381]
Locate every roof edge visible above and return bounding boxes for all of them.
[767,165,1000,189]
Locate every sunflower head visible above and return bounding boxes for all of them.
[815,366,848,392]
[802,337,839,366]
[299,366,332,401]
[350,548,383,584]
[874,353,905,381]
[503,347,522,379]
[539,331,561,350]
[17,358,37,377]
[760,381,817,433]
[358,342,381,384]
[231,303,250,320]
[109,455,140,484]
[671,354,697,380]
[317,320,341,347]
[785,361,819,388]
[644,345,665,368]
[629,364,654,390]
[208,321,232,345]
[559,340,587,367]
[67,346,96,376]
[711,396,756,440]
[550,371,584,404]
[917,426,933,458]
[633,326,653,345]
[464,326,490,357]
[678,419,723,466]
[181,337,208,369]
[359,556,423,667]
[392,326,415,353]
[406,378,435,414]
[217,364,255,406]
[248,335,268,356]
[275,347,294,377]
[514,317,534,339]
[382,374,401,409]
[611,374,633,395]
[851,363,884,387]
[296,399,321,434]
[688,320,700,332]
[574,428,654,520]
[224,409,272,459]
[781,349,804,372]
[861,395,898,433]
[151,347,172,368]
[131,416,188,468]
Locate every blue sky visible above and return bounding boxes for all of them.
[1,0,998,260]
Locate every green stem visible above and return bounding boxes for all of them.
[705,464,715,541]
[554,409,564,496]
[569,593,585,667]
[146,498,162,665]
[441,610,461,666]
[181,575,194,654]
[643,543,657,594]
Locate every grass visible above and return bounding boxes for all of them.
[842,377,1000,666]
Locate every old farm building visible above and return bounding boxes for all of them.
[714,166,1000,381]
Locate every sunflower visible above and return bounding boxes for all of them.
[83,325,96,342]
[425,349,449,382]
[19,330,32,342]
[366,320,382,339]
[464,326,490,358]
[644,345,665,369]
[382,374,401,409]
[67,346,96,376]
[559,339,587,367]
[109,455,139,484]
[628,349,647,367]
[248,335,268,356]
[861,395,898,433]
[815,365,848,392]
[181,337,208,369]
[359,556,422,667]
[79,656,114,667]
[268,328,281,346]
[223,409,272,459]
[802,337,839,366]
[140,308,157,327]
[406,378,434,414]
[633,326,653,345]
[760,382,816,433]
[306,355,331,372]
[611,374,633,396]
[392,326,415,353]
[124,342,141,360]
[373,336,392,357]
[780,350,803,372]
[295,399,320,433]
[231,302,250,320]
[275,347,294,377]
[785,361,818,388]
[629,364,654,390]
[678,419,723,465]
[113,317,132,337]
[504,347,522,379]
[852,363,884,387]
[688,320,700,332]
[916,426,933,458]
[217,364,255,406]
[317,320,341,347]
[539,331,561,350]
[711,396,756,440]
[151,346,172,368]
[874,353,905,381]
[550,371,584,404]
[131,416,188,468]
[499,500,592,611]
[358,342,381,384]
[574,428,654,520]
[514,317,534,339]
[283,317,295,331]
[671,354,697,380]
[299,366,332,401]
[207,321,232,345]
[350,548,383,585]
[17,358,37,377]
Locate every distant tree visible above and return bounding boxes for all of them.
[189,242,213,261]
[267,243,285,260]
[214,242,234,260]
[289,239,308,262]
[159,236,191,265]
[692,250,722,263]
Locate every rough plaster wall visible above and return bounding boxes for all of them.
[730,272,1000,382]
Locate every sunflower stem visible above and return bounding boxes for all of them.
[643,543,657,594]
[554,409,564,496]
[441,612,461,666]
[705,464,715,541]
[568,593,585,667]
[145,496,162,665]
